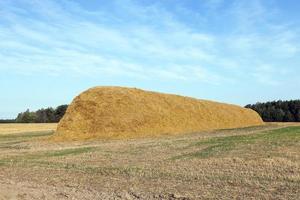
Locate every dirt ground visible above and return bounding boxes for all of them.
[0,123,299,199]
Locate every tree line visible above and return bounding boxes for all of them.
[0,105,68,123]
[245,100,300,122]
[15,105,68,123]
[0,119,16,123]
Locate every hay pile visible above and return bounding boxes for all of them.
[54,86,263,140]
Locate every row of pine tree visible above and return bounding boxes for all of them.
[245,100,300,122]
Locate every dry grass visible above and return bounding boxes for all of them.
[0,123,57,135]
[55,86,263,140]
[0,123,299,199]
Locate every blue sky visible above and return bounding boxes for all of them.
[0,0,300,118]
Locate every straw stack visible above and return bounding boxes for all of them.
[54,86,264,140]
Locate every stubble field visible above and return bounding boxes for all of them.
[0,123,57,135]
[0,123,299,199]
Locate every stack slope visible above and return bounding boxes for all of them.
[55,86,264,140]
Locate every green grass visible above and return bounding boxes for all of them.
[0,131,54,141]
[173,126,300,159]
[0,131,54,150]
[0,146,98,167]
[43,146,97,157]
[0,140,24,148]
[0,129,99,167]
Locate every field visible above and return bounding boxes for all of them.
[0,123,299,199]
[0,123,57,135]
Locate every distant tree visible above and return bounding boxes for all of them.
[283,111,295,122]
[54,105,68,122]
[35,109,47,123]
[246,100,300,122]
[295,111,300,122]
[0,119,15,123]
[45,108,55,122]
[272,109,285,122]
[15,109,37,123]
[13,105,68,123]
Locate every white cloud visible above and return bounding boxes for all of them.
[0,0,299,87]
[0,0,225,85]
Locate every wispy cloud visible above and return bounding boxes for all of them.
[0,0,299,87]
[0,0,223,84]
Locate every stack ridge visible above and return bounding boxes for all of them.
[54,86,264,140]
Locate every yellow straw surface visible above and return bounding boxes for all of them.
[54,86,264,140]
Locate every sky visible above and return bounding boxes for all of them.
[0,0,300,118]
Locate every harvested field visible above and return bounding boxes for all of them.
[0,123,57,135]
[55,87,263,140]
[0,123,299,199]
